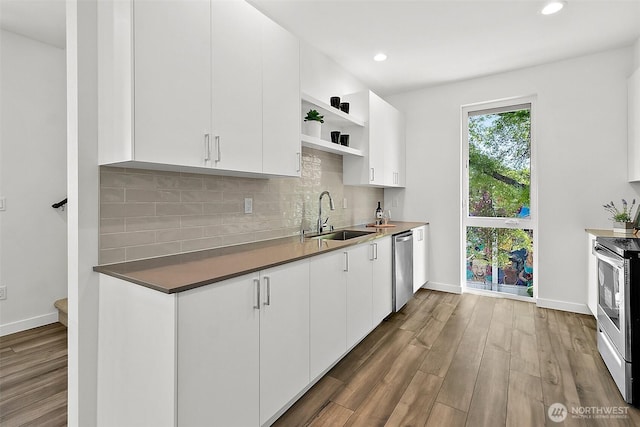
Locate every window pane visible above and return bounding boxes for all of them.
[468,108,531,218]
[466,226,534,297]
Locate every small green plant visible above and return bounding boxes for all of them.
[304,109,324,123]
[603,199,636,222]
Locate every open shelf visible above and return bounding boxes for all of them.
[301,93,365,127]
[301,134,364,157]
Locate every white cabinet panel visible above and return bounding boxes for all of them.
[346,244,373,348]
[260,261,310,424]
[178,274,260,427]
[310,251,347,380]
[587,233,597,316]
[629,67,640,182]
[211,0,263,173]
[372,237,393,325]
[262,15,301,177]
[413,225,428,292]
[133,0,211,167]
[343,90,405,188]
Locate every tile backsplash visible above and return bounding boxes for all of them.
[99,148,384,264]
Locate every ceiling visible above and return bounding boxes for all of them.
[2,0,639,94]
[250,0,640,95]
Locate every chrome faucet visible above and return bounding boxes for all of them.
[317,191,335,233]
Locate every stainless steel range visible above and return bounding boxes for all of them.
[594,237,640,405]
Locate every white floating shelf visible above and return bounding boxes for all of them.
[301,93,365,127]
[301,134,364,157]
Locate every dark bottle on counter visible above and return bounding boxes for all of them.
[376,201,383,225]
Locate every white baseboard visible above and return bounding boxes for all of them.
[423,281,462,294]
[536,298,591,315]
[0,312,59,337]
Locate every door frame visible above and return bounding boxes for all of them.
[460,95,538,301]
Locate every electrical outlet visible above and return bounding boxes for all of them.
[244,198,253,214]
[0,286,6,300]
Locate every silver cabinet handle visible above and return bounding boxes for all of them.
[215,136,221,162]
[374,243,378,260]
[253,278,260,309]
[369,244,375,261]
[204,134,211,162]
[296,152,301,172]
[344,252,349,272]
[263,276,271,306]
[370,168,375,182]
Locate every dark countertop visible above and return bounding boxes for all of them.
[94,221,428,294]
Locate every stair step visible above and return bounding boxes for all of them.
[54,298,68,327]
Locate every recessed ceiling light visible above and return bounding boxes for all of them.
[373,53,387,62]
[541,1,565,15]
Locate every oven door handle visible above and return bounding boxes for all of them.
[593,245,624,269]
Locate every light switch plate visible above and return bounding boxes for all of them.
[244,198,253,214]
[0,197,5,211]
[343,198,348,209]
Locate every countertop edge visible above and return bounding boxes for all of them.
[94,221,428,293]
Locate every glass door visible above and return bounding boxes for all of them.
[462,97,536,299]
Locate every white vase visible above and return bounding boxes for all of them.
[304,121,321,138]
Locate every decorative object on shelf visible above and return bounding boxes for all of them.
[331,131,341,144]
[304,109,324,138]
[339,134,350,147]
[340,102,350,114]
[603,198,638,234]
[330,96,341,109]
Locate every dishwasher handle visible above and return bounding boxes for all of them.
[395,235,412,243]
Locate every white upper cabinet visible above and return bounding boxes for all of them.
[263,16,301,176]
[98,0,300,178]
[343,91,406,187]
[132,0,211,168]
[629,67,640,182]
[211,0,262,174]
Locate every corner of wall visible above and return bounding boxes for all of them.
[634,37,640,72]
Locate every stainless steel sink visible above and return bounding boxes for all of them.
[311,230,375,241]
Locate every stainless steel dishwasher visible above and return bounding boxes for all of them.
[393,231,414,312]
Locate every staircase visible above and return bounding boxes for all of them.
[54,298,68,327]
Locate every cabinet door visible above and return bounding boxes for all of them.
[260,261,310,424]
[368,92,387,186]
[177,273,260,427]
[211,0,263,173]
[587,234,597,316]
[346,244,373,348]
[133,0,211,167]
[629,68,640,182]
[413,225,428,291]
[372,237,393,325]
[310,251,347,380]
[262,15,301,177]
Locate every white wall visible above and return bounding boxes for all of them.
[633,38,640,71]
[386,47,640,313]
[0,30,67,335]
[300,40,367,103]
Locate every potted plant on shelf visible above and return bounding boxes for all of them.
[603,199,637,234]
[303,109,324,138]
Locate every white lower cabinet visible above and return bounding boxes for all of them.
[346,244,374,348]
[310,250,347,380]
[413,225,429,292]
[587,233,597,316]
[372,237,393,324]
[98,235,400,427]
[259,262,310,424]
[178,274,260,427]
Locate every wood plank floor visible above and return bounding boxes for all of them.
[275,290,640,427]
[0,322,67,427]
[2,292,640,427]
